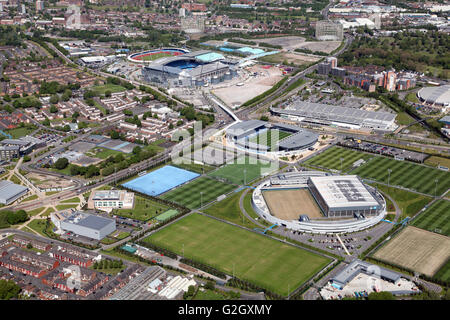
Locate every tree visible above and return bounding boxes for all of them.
[85,165,100,178]
[50,94,59,104]
[204,281,215,290]
[54,157,69,170]
[0,280,21,300]
[23,155,31,162]
[367,291,395,300]
[132,146,141,155]
[110,130,120,139]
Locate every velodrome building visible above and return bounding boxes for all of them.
[270,101,397,131]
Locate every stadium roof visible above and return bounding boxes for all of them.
[196,52,225,63]
[0,180,28,203]
[418,85,450,106]
[309,175,380,209]
[272,101,396,127]
[277,129,318,150]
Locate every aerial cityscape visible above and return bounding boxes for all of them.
[0,0,449,307]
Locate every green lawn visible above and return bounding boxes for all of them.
[22,194,38,202]
[60,197,80,204]
[248,129,292,150]
[144,213,330,296]
[372,184,433,219]
[27,207,45,216]
[114,196,169,221]
[88,147,123,159]
[5,125,36,139]
[208,155,278,185]
[140,52,173,61]
[55,204,78,211]
[27,219,50,237]
[353,157,450,196]
[434,260,450,283]
[160,177,236,209]
[202,189,258,229]
[91,84,126,95]
[304,146,373,172]
[411,200,450,237]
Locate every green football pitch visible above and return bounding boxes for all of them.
[248,129,292,150]
[208,155,278,185]
[160,177,236,209]
[411,200,450,237]
[140,52,173,61]
[304,146,373,172]
[352,157,450,196]
[144,213,330,296]
[434,260,450,283]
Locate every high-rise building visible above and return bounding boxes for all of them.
[384,71,397,92]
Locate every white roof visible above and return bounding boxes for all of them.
[80,56,107,63]
[309,175,379,209]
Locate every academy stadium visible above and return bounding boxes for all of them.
[140,49,238,87]
[252,171,387,234]
[225,120,319,155]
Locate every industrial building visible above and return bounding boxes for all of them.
[87,190,134,211]
[51,211,116,240]
[141,50,237,87]
[0,180,29,205]
[315,20,344,41]
[307,175,382,218]
[225,120,319,153]
[270,101,397,131]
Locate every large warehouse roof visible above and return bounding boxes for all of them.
[272,101,396,128]
[309,175,379,209]
[0,180,28,203]
[418,85,450,106]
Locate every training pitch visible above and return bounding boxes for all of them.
[144,213,331,296]
[160,177,236,209]
[373,226,450,277]
[411,200,450,237]
[352,156,450,196]
[304,146,372,172]
[263,189,323,220]
[208,155,278,185]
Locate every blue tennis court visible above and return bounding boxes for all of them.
[122,165,200,196]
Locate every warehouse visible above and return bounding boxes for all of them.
[55,211,116,240]
[0,180,29,205]
[307,175,382,218]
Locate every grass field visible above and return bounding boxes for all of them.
[89,147,123,159]
[304,146,373,172]
[140,52,173,61]
[114,195,169,221]
[5,126,36,139]
[55,204,78,211]
[373,226,450,277]
[353,157,450,196]
[372,184,432,219]
[424,156,450,169]
[91,84,126,95]
[144,213,330,296]
[160,177,236,209]
[60,197,80,204]
[411,200,450,237]
[248,129,292,150]
[208,155,278,185]
[202,189,258,229]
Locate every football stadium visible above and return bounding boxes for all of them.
[128,48,189,63]
[252,171,387,234]
[140,49,238,87]
[225,120,319,155]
